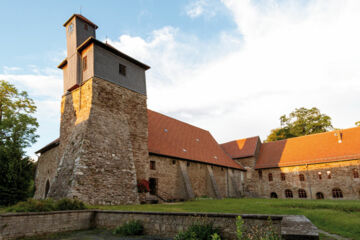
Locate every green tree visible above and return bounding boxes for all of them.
[266,107,333,142]
[356,121,360,127]
[0,80,39,205]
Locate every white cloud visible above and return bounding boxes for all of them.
[185,0,218,18]
[109,0,360,142]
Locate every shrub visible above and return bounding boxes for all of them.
[55,198,86,210]
[175,220,220,240]
[113,220,144,236]
[236,216,280,240]
[6,198,86,212]
[6,198,56,212]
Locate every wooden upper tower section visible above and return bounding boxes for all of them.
[64,14,98,58]
[58,14,149,95]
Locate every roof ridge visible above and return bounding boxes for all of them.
[221,136,260,145]
[148,109,210,133]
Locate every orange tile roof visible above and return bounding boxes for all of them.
[256,127,360,169]
[221,136,260,159]
[148,110,244,170]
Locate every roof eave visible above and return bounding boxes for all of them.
[63,14,98,29]
[57,59,67,69]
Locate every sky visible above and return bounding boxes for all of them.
[1,0,360,158]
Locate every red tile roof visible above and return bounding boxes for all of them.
[147,110,244,170]
[256,127,360,169]
[221,136,260,159]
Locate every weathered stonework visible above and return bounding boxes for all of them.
[148,155,243,200]
[43,77,149,205]
[255,160,360,199]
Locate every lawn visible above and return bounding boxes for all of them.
[93,198,360,240]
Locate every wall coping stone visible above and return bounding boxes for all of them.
[94,210,283,220]
[0,210,94,217]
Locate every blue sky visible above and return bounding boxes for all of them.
[1,0,360,158]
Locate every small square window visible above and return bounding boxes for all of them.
[82,56,87,71]
[281,173,286,181]
[119,64,126,76]
[187,162,190,167]
[172,160,176,165]
[150,161,156,170]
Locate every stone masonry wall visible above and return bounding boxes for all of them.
[47,77,149,205]
[257,159,360,199]
[34,146,60,199]
[235,156,260,197]
[0,211,290,240]
[148,155,243,200]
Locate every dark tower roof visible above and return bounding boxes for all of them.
[63,14,98,29]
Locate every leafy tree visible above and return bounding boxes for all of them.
[356,121,360,127]
[0,80,39,205]
[266,107,333,142]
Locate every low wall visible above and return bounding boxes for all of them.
[0,210,318,240]
[0,210,94,240]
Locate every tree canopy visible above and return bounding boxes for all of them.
[0,80,38,205]
[356,121,360,127]
[266,107,333,142]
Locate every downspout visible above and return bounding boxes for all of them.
[306,164,313,199]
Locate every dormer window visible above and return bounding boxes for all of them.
[119,63,126,76]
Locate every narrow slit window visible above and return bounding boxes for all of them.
[150,161,156,170]
[119,63,126,76]
[268,173,273,182]
[299,174,305,181]
[82,56,87,71]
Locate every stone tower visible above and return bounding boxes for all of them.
[48,14,150,204]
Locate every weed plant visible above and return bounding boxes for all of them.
[113,220,144,236]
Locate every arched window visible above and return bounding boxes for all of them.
[268,173,273,182]
[318,172,322,180]
[270,192,278,198]
[316,192,324,199]
[298,189,307,198]
[285,189,293,198]
[281,173,286,181]
[353,169,359,178]
[299,174,305,181]
[45,180,50,198]
[332,188,343,198]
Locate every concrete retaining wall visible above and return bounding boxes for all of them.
[0,210,318,240]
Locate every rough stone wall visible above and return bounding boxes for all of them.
[0,211,94,240]
[47,77,149,205]
[235,156,260,197]
[257,159,360,200]
[148,155,243,200]
[34,146,60,199]
[0,211,288,240]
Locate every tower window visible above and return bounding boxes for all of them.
[268,173,273,182]
[150,161,156,170]
[82,56,87,71]
[119,63,126,76]
[281,173,286,181]
[299,174,305,181]
[298,189,307,198]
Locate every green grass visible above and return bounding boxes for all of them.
[92,198,360,240]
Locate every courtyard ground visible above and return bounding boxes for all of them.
[93,198,360,240]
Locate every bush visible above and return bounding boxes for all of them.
[6,198,86,212]
[55,198,86,210]
[113,220,144,236]
[175,220,220,240]
[236,216,280,240]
